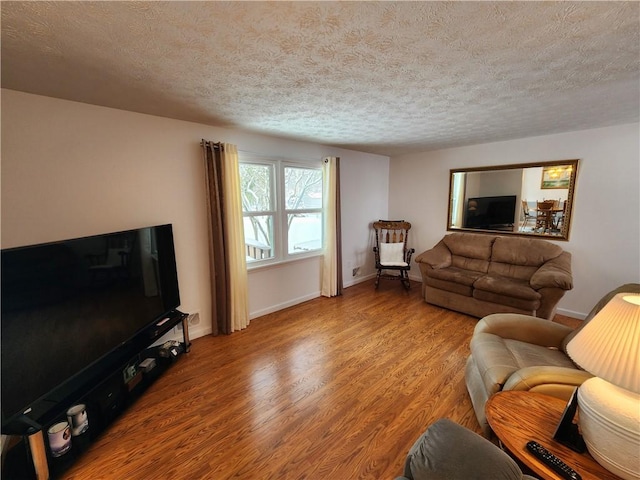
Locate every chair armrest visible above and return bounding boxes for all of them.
[474,313,574,347]
[405,248,416,264]
[414,240,451,269]
[530,251,573,291]
[503,366,592,394]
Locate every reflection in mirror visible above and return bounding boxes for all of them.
[448,159,578,241]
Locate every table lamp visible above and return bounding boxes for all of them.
[566,292,640,480]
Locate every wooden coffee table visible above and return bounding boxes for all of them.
[485,391,621,480]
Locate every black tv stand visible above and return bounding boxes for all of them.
[1,311,191,480]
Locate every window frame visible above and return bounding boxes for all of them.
[240,155,324,269]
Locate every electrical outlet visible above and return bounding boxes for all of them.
[187,312,200,326]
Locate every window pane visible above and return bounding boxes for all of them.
[284,167,322,210]
[288,213,322,254]
[244,215,274,262]
[240,164,272,212]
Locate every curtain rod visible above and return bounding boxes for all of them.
[200,140,222,148]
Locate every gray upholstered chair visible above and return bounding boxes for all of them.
[396,418,536,480]
[465,283,640,437]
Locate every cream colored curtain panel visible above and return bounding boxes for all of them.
[321,156,343,297]
[201,141,249,334]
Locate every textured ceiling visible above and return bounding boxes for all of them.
[2,1,639,156]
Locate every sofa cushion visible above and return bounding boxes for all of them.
[474,274,540,301]
[402,418,526,480]
[473,289,540,311]
[489,262,540,281]
[425,277,473,297]
[427,266,485,287]
[489,237,564,281]
[473,274,540,311]
[491,236,564,266]
[443,233,495,273]
[471,333,577,395]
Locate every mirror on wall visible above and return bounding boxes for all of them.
[447,159,579,241]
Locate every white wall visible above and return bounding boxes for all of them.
[389,124,640,318]
[1,89,390,338]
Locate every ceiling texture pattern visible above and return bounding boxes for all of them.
[2,1,639,156]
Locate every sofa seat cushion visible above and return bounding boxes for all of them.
[474,274,540,300]
[427,266,485,287]
[471,333,577,395]
[473,274,541,310]
[474,289,540,311]
[425,267,486,297]
[425,277,473,297]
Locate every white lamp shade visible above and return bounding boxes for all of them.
[566,293,640,393]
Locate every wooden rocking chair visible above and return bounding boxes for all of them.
[373,220,415,290]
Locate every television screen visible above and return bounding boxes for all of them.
[464,195,517,229]
[1,224,180,429]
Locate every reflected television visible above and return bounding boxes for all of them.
[464,195,517,229]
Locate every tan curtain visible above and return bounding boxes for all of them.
[321,156,343,297]
[201,141,249,334]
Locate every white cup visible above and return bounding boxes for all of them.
[47,421,72,457]
[66,404,89,436]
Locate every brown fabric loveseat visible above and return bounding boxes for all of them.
[414,233,573,320]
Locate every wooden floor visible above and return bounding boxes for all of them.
[63,279,576,480]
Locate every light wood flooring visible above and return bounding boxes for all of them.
[63,279,577,480]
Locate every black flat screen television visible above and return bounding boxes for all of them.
[1,224,180,432]
[464,195,517,229]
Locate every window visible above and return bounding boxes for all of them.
[240,158,323,266]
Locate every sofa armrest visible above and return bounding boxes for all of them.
[530,251,573,291]
[503,366,593,395]
[414,240,451,269]
[474,313,574,347]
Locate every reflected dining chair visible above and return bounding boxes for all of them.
[520,200,536,231]
[535,200,555,233]
[554,200,567,231]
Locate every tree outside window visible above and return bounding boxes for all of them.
[284,166,322,254]
[240,160,322,264]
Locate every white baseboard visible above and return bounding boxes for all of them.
[249,291,321,320]
[344,272,423,288]
[343,273,377,288]
[187,325,213,340]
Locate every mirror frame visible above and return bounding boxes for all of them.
[447,159,579,241]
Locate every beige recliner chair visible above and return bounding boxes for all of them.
[465,283,640,437]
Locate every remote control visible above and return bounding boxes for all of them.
[526,440,582,480]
